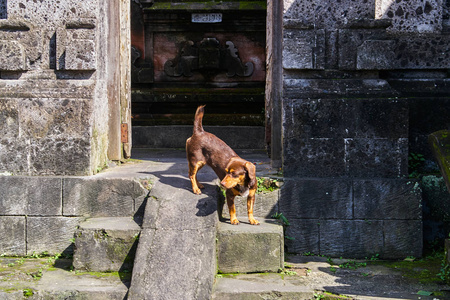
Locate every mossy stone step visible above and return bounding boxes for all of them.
[73,217,141,272]
[217,219,284,274]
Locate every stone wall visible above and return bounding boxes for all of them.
[0,176,148,256]
[278,0,450,258]
[0,0,124,176]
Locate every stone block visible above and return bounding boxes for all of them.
[0,176,62,216]
[383,220,422,259]
[357,40,396,70]
[0,138,28,174]
[344,138,408,178]
[0,216,26,256]
[218,190,279,220]
[279,179,353,219]
[283,0,374,29]
[284,219,320,254]
[283,137,346,177]
[0,99,19,139]
[0,40,26,71]
[65,39,96,71]
[283,29,325,70]
[73,217,141,272]
[320,220,384,258]
[27,217,83,255]
[63,178,147,217]
[29,137,91,176]
[217,219,284,273]
[283,98,408,140]
[354,179,422,220]
[376,0,443,33]
[19,98,92,140]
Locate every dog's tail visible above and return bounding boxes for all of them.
[193,105,206,134]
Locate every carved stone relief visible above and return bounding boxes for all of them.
[164,38,254,78]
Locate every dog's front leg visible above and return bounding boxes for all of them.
[226,189,239,225]
[247,189,259,225]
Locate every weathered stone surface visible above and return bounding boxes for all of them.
[279,179,353,219]
[283,0,374,28]
[219,190,279,220]
[27,217,83,255]
[283,137,346,177]
[344,138,408,178]
[63,178,147,217]
[0,40,25,71]
[19,98,92,140]
[283,98,408,140]
[217,219,284,273]
[376,0,443,33]
[354,179,422,220]
[0,177,62,216]
[357,40,396,70]
[73,217,140,272]
[383,220,422,259]
[320,220,384,258]
[29,137,91,176]
[0,216,25,256]
[64,39,96,71]
[283,29,325,69]
[284,219,320,254]
[0,99,19,139]
[128,176,218,300]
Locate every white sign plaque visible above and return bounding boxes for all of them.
[191,13,222,23]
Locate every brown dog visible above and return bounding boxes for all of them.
[186,105,259,225]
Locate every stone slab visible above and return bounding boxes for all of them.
[353,179,422,220]
[279,179,353,219]
[63,177,148,217]
[27,217,84,256]
[284,219,320,254]
[132,125,265,149]
[128,175,218,300]
[217,219,284,273]
[0,176,62,216]
[0,216,25,256]
[320,220,385,259]
[73,217,141,272]
[383,220,422,259]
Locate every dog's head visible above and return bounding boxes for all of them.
[220,157,256,190]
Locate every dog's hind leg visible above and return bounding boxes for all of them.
[189,160,205,194]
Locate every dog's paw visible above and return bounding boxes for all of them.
[249,218,260,225]
[230,218,240,225]
[193,188,202,195]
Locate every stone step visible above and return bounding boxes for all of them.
[0,257,129,300]
[212,273,314,300]
[73,217,141,272]
[132,125,266,149]
[217,219,284,274]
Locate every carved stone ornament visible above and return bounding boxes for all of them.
[164,38,254,78]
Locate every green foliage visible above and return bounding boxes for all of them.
[256,177,279,194]
[23,289,34,297]
[409,152,425,178]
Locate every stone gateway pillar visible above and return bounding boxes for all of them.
[0,0,131,176]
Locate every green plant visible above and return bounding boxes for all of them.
[256,177,279,194]
[339,260,367,270]
[409,152,425,178]
[23,289,34,297]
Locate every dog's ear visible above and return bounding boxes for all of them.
[244,161,257,188]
